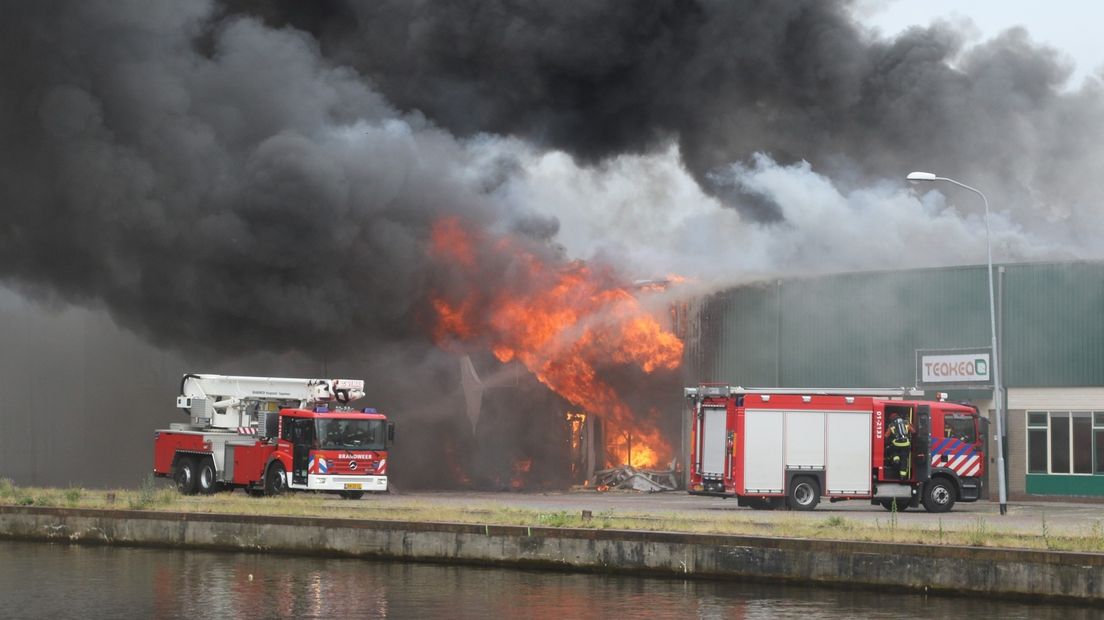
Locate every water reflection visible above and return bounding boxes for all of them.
[0,541,1096,619]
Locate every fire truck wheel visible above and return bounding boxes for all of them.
[264,461,287,496]
[173,456,199,495]
[339,491,365,500]
[787,476,820,511]
[197,458,219,495]
[922,478,956,513]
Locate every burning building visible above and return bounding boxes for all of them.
[428,217,685,488]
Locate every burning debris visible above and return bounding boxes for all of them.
[594,466,679,493]
[508,458,533,490]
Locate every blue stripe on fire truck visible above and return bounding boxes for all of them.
[930,437,979,476]
[951,441,972,459]
[308,456,329,474]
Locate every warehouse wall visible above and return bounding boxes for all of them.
[701,266,991,388]
[1003,263,1104,387]
[700,261,1104,390]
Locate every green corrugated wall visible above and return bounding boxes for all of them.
[698,262,1104,389]
[1003,263,1104,386]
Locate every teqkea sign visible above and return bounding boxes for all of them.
[916,348,993,388]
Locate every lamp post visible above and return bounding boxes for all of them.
[906,171,1007,515]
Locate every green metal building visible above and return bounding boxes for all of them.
[687,261,1104,499]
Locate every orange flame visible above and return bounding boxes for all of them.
[509,458,534,490]
[609,422,669,469]
[429,218,683,469]
[430,216,477,269]
[442,439,471,487]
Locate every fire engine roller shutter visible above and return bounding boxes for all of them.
[785,410,826,468]
[223,445,234,480]
[825,411,872,494]
[744,410,785,493]
[700,406,728,477]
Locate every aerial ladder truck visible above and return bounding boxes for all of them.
[153,374,394,498]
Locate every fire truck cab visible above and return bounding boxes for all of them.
[153,374,394,498]
[685,385,986,512]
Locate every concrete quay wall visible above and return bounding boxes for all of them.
[1,505,1101,603]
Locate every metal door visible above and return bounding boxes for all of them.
[825,411,872,494]
[743,410,785,493]
[290,419,314,485]
[700,407,728,477]
[914,405,931,481]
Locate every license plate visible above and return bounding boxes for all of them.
[344,483,362,490]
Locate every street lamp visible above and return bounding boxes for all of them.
[906,171,1008,516]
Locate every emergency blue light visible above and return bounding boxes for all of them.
[314,406,328,413]
[362,407,377,413]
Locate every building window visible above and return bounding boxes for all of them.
[1027,413,1047,474]
[1051,412,1071,472]
[1074,412,1093,474]
[1097,413,1104,474]
[1027,410,1104,475]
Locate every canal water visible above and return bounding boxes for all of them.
[0,540,1096,619]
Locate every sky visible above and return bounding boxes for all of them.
[858,0,1104,87]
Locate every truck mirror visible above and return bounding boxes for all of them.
[387,422,396,444]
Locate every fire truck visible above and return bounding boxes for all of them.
[685,385,986,512]
[153,374,394,498]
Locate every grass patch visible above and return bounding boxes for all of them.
[966,517,989,546]
[1087,521,1104,552]
[64,487,82,507]
[819,515,852,531]
[2,486,1104,553]
[127,475,160,510]
[32,494,57,508]
[537,511,574,527]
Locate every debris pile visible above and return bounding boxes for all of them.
[593,466,678,492]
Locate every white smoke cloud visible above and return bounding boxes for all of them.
[498,146,1074,287]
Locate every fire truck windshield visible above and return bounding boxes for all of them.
[944,415,978,443]
[315,419,386,451]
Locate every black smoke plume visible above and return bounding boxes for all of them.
[2,1,1101,357]
[0,1,559,357]
[235,0,1104,231]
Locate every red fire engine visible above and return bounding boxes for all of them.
[685,385,986,512]
[153,374,394,498]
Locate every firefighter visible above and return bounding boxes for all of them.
[885,413,912,479]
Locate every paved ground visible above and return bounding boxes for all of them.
[353,490,1104,536]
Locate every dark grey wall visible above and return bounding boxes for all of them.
[0,289,184,487]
